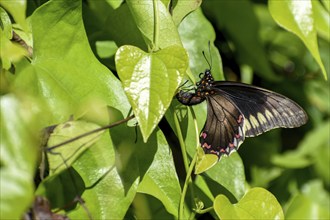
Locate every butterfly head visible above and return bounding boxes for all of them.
[176,71,213,105]
[196,69,214,91]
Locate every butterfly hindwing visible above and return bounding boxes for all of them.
[200,93,245,157]
[213,82,308,137]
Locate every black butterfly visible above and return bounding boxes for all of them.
[176,70,308,158]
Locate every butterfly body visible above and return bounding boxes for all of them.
[176,70,308,158]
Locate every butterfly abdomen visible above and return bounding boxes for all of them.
[176,90,206,105]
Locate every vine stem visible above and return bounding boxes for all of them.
[173,109,189,172]
[189,106,200,151]
[179,152,197,219]
[47,115,135,151]
[195,206,214,215]
[176,106,201,219]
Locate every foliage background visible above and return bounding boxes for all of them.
[1,0,329,219]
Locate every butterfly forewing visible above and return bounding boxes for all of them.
[214,82,308,137]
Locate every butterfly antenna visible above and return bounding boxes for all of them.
[208,41,212,69]
[202,41,212,70]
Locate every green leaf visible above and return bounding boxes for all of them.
[8,1,137,218]
[305,80,330,114]
[0,35,27,70]
[137,130,181,218]
[13,0,130,123]
[272,151,313,168]
[203,0,278,81]
[116,45,188,142]
[285,180,330,219]
[204,152,246,200]
[195,147,218,174]
[313,0,330,42]
[0,94,44,219]
[171,0,202,26]
[46,120,104,175]
[174,102,207,160]
[178,8,224,82]
[126,0,181,49]
[322,0,330,11]
[0,7,12,39]
[37,114,139,219]
[195,175,215,201]
[272,120,330,169]
[68,123,137,220]
[0,7,27,69]
[214,187,284,220]
[250,166,283,188]
[0,0,28,31]
[103,3,147,50]
[269,0,328,79]
[35,168,85,211]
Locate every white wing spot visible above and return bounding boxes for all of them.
[249,115,259,129]
[257,112,267,125]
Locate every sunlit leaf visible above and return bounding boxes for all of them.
[195,147,218,174]
[116,45,188,141]
[214,187,284,219]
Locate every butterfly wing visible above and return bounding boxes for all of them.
[200,93,245,157]
[213,81,308,137]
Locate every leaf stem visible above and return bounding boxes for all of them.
[175,106,201,219]
[152,0,159,50]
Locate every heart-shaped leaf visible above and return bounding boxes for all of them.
[116,45,188,141]
[195,147,218,174]
[214,187,284,219]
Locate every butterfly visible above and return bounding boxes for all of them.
[176,69,308,158]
